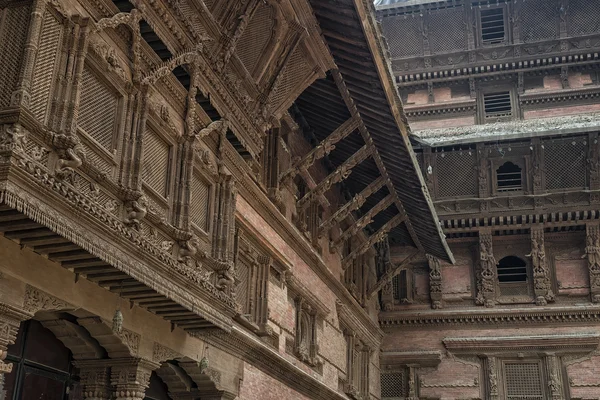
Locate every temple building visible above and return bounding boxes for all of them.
[0,0,453,399]
[376,0,600,399]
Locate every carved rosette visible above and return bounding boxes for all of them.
[584,223,600,302]
[427,254,443,309]
[477,231,496,308]
[529,227,554,305]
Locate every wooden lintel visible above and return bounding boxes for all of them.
[319,176,385,234]
[366,250,422,299]
[280,116,359,183]
[297,144,371,209]
[333,194,395,248]
[342,213,407,269]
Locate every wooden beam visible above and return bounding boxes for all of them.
[280,116,359,183]
[333,194,395,248]
[342,213,407,269]
[366,250,422,299]
[319,176,385,234]
[297,144,371,209]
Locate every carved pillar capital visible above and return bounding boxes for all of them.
[73,360,112,400]
[110,358,160,400]
[0,303,32,374]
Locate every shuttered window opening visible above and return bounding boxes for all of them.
[393,270,408,301]
[142,129,171,198]
[504,362,544,400]
[480,8,506,45]
[190,171,210,232]
[497,256,527,283]
[496,161,522,192]
[484,92,512,119]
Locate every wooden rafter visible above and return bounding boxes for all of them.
[280,116,359,183]
[342,213,407,269]
[319,176,385,234]
[366,250,422,299]
[333,194,394,248]
[297,144,372,209]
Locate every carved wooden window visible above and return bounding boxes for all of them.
[479,7,506,46]
[496,162,522,192]
[29,6,63,124]
[483,91,512,120]
[381,371,408,399]
[0,3,31,108]
[190,168,211,233]
[568,0,600,36]
[293,297,319,368]
[393,270,413,304]
[142,127,172,198]
[380,15,423,58]
[521,0,559,43]
[435,149,478,198]
[344,334,370,399]
[497,256,531,298]
[544,139,588,190]
[236,1,275,79]
[503,361,545,400]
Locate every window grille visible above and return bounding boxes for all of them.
[544,140,587,190]
[435,151,478,198]
[480,8,506,45]
[568,0,600,36]
[496,162,522,192]
[190,171,210,232]
[380,16,423,58]
[483,92,512,119]
[142,129,171,197]
[236,2,274,78]
[429,8,467,53]
[521,0,559,43]
[0,5,31,109]
[393,270,408,301]
[504,362,544,400]
[381,372,407,398]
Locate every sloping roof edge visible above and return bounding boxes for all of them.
[314,0,453,263]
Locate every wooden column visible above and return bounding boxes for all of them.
[477,230,497,308]
[529,226,555,306]
[110,358,160,400]
[583,223,600,303]
[74,360,112,400]
[427,254,443,309]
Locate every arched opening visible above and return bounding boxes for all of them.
[3,320,75,400]
[497,256,530,297]
[496,162,522,192]
[145,372,172,400]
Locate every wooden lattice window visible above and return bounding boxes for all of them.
[381,371,407,398]
[190,169,211,232]
[78,67,118,151]
[29,7,63,124]
[142,128,171,198]
[496,162,522,192]
[236,1,274,79]
[435,150,478,198]
[480,7,506,45]
[268,46,312,113]
[504,362,545,400]
[568,0,600,36]
[429,7,467,54]
[521,0,559,43]
[544,139,587,190]
[0,4,31,108]
[380,15,423,58]
[393,270,409,302]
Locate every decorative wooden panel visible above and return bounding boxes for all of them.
[237,2,274,78]
[436,151,478,198]
[521,0,558,43]
[78,67,118,150]
[176,0,209,37]
[381,16,422,58]
[142,128,170,197]
[268,47,310,112]
[236,257,250,315]
[568,0,600,36]
[544,140,587,190]
[0,5,30,108]
[30,9,62,124]
[504,362,544,400]
[190,170,210,232]
[381,371,406,398]
[429,7,467,54]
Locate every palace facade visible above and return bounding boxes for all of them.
[0,0,451,399]
[377,0,600,399]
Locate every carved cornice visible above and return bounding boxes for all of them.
[380,306,600,328]
[381,350,442,368]
[443,333,600,353]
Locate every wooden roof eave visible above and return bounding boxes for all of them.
[311,0,454,264]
